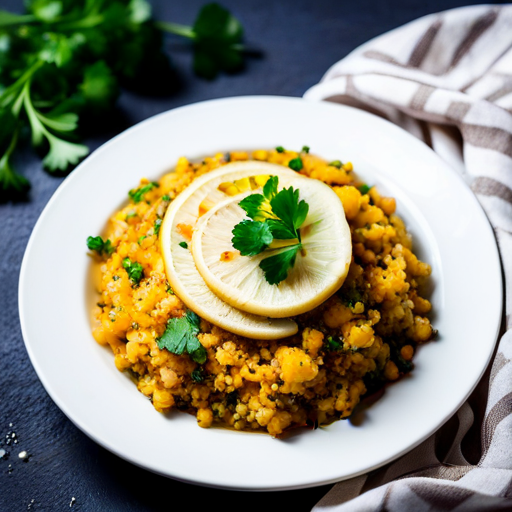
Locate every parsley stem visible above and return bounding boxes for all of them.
[1,123,19,161]
[156,21,196,39]
[0,124,29,196]
[268,238,300,250]
[57,13,105,31]
[0,60,42,110]
[0,11,37,28]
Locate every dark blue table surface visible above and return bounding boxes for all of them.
[1,1,506,510]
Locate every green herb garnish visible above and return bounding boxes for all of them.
[0,1,248,200]
[191,368,204,382]
[325,336,343,352]
[157,310,207,364]
[128,182,159,203]
[359,184,371,195]
[122,257,144,285]
[329,160,343,169]
[275,146,285,153]
[87,235,114,256]
[288,157,303,172]
[231,176,309,285]
[157,3,245,80]
[154,218,162,236]
[232,220,273,256]
[179,241,188,249]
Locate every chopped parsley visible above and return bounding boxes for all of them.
[275,146,285,153]
[329,160,343,169]
[122,258,144,285]
[325,336,344,351]
[157,310,207,364]
[191,368,204,382]
[179,241,189,249]
[231,176,309,285]
[154,218,163,236]
[288,157,303,172]
[359,184,371,195]
[87,236,114,256]
[0,2,248,200]
[128,182,159,203]
[301,145,310,153]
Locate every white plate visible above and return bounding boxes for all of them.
[19,96,502,491]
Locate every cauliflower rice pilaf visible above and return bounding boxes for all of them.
[90,149,435,437]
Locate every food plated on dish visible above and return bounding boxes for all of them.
[19,96,502,489]
[88,147,435,437]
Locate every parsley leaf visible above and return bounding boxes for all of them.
[80,61,119,114]
[265,218,296,240]
[263,175,278,200]
[192,3,244,79]
[158,3,246,80]
[122,257,144,285]
[270,187,309,234]
[232,219,273,256]
[157,310,207,364]
[231,177,309,285]
[237,175,278,222]
[87,235,114,256]
[259,245,301,285]
[238,193,266,220]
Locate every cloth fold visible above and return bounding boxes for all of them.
[304,5,512,511]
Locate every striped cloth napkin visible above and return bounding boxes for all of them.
[304,5,512,511]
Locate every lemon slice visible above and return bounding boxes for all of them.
[160,161,300,339]
[191,177,352,318]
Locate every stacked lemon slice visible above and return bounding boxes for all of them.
[160,160,352,339]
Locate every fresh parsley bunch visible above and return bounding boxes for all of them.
[0,0,246,200]
[231,176,309,285]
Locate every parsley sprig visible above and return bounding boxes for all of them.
[157,310,207,364]
[0,1,248,200]
[231,176,309,285]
